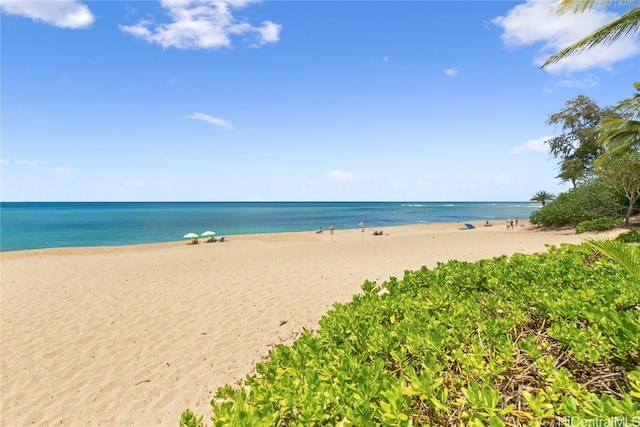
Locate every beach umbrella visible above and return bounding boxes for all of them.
[183,233,199,239]
[201,231,216,238]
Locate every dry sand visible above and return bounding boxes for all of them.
[0,220,621,426]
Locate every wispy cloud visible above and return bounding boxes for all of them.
[0,0,95,29]
[186,113,233,130]
[492,0,639,73]
[15,158,38,166]
[327,169,360,183]
[543,76,599,93]
[444,67,459,77]
[556,76,599,89]
[119,0,282,50]
[53,167,72,175]
[0,158,7,165]
[511,136,550,154]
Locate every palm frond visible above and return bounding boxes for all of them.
[586,237,640,276]
[555,0,637,14]
[542,7,640,67]
[595,118,640,167]
[615,82,640,112]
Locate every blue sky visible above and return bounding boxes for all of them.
[1,0,638,202]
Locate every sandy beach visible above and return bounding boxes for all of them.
[0,221,622,426]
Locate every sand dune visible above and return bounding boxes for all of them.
[0,221,620,425]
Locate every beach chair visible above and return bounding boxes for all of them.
[464,223,475,230]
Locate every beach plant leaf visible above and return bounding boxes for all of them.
[180,409,203,427]
[586,237,640,276]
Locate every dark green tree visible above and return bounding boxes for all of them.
[597,151,640,225]
[544,95,620,186]
[530,190,555,206]
[557,158,586,187]
[530,180,626,227]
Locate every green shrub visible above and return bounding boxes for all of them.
[179,410,203,427]
[617,230,640,244]
[576,217,621,233]
[183,244,640,426]
[530,180,625,227]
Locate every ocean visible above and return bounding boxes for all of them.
[0,201,541,252]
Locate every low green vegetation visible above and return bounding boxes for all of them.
[530,181,626,228]
[182,244,640,426]
[575,217,621,233]
[617,230,640,244]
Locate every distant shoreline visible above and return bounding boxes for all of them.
[0,201,542,252]
[1,218,534,254]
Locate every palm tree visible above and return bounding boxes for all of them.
[587,237,640,276]
[595,81,640,167]
[541,0,640,68]
[530,190,556,206]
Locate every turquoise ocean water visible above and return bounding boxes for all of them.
[0,202,541,252]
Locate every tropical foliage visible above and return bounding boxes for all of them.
[182,244,640,426]
[544,95,620,186]
[617,229,640,243]
[530,191,555,206]
[596,81,640,167]
[529,180,626,227]
[575,216,621,233]
[587,237,640,276]
[597,151,640,225]
[535,84,640,229]
[542,0,640,68]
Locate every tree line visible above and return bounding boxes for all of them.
[530,0,640,229]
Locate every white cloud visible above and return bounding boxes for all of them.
[119,0,281,50]
[0,0,95,29]
[511,136,551,154]
[186,113,233,129]
[492,0,640,73]
[327,169,360,183]
[255,20,281,45]
[15,158,38,166]
[53,167,71,175]
[541,79,600,93]
[555,76,599,89]
[0,158,7,165]
[444,67,459,77]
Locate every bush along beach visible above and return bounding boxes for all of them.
[182,243,640,426]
